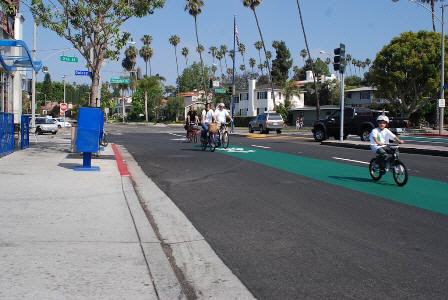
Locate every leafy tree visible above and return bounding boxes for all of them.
[370,30,446,117]
[345,75,364,88]
[31,0,164,107]
[294,58,329,80]
[271,41,293,85]
[165,96,184,121]
[100,84,115,117]
[177,62,210,92]
[138,76,164,122]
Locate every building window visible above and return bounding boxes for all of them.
[257,91,268,99]
[360,91,371,100]
[240,93,248,101]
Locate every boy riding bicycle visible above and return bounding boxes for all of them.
[369,115,404,173]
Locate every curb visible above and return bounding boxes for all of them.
[421,133,448,138]
[111,144,130,176]
[321,141,448,157]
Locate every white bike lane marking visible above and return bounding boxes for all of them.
[215,147,256,154]
[332,157,369,165]
[251,145,271,149]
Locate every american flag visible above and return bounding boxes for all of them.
[235,24,241,47]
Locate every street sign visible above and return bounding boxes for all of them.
[110,78,130,84]
[215,88,227,94]
[443,85,448,89]
[75,70,91,76]
[213,80,220,88]
[60,55,78,63]
[60,103,68,112]
[439,98,446,108]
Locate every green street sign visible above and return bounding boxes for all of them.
[110,78,130,84]
[60,55,78,63]
[215,88,227,94]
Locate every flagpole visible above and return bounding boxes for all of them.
[231,14,236,133]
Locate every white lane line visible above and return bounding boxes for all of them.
[170,138,187,141]
[332,157,369,165]
[251,144,271,149]
[168,133,185,137]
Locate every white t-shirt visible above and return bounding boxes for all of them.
[202,109,215,124]
[215,108,230,124]
[369,127,396,152]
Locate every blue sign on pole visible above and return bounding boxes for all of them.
[444,85,448,89]
[75,70,91,76]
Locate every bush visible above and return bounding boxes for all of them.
[234,116,254,127]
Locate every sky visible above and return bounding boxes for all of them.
[17,0,442,87]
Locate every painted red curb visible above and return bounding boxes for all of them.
[422,133,448,138]
[111,143,130,177]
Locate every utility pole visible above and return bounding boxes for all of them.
[31,21,36,129]
[122,86,125,124]
[334,43,346,142]
[231,15,236,133]
[440,5,446,134]
[63,75,66,121]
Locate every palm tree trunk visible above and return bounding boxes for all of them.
[194,16,206,90]
[257,50,263,76]
[296,0,320,119]
[145,61,148,77]
[149,59,152,76]
[174,46,180,79]
[145,90,148,122]
[431,0,436,32]
[252,9,276,109]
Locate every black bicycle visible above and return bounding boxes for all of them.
[201,123,218,152]
[100,130,108,147]
[216,122,230,149]
[369,144,408,186]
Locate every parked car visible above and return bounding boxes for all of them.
[35,117,58,135]
[249,112,284,134]
[53,118,72,128]
[312,108,409,142]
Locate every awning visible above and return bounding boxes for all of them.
[0,39,42,72]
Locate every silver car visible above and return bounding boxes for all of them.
[35,117,58,135]
[249,112,284,134]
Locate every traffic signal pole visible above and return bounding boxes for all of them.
[339,72,345,142]
[334,43,346,142]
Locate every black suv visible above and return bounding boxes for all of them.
[312,108,408,141]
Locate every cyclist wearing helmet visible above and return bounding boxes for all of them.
[215,103,233,125]
[201,103,217,141]
[370,115,404,172]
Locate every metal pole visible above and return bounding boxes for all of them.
[63,75,66,121]
[231,15,236,133]
[31,21,36,128]
[122,87,125,124]
[339,71,345,142]
[440,5,445,134]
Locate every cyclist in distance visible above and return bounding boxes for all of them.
[200,102,216,142]
[369,115,404,173]
[215,103,233,126]
[186,105,199,125]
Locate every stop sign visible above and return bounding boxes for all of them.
[60,103,68,112]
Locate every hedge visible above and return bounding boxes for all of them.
[233,116,254,127]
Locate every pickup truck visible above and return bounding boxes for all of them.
[312,108,409,142]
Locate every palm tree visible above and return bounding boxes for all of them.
[257,63,264,74]
[238,43,246,66]
[141,35,153,46]
[181,47,189,67]
[365,58,371,69]
[169,35,181,79]
[254,41,263,72]
[296,0,320,119]
[125,46,138,67]
[240,64,246,73]
[249,57,256,74]
[244,0,276,108]
[266,50,272,70]
[185,0,206,90]
[346,54,353,75]
[216,51,224,75]
[211,64,217,75]
[220,45,228,68]
[209,46,218,64]
[139,45,152,77]
[196,44,205,57]
[228,49,235,62]
[272,40,280,50]
[300,49,307,65]
[226,68,233,77]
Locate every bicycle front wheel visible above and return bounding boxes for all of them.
[392,160,408,186]
[369,158,382,181]
[222,131,229,149]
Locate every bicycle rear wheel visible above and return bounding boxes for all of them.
[392,160,408,186]
[222,131,229,149]
[369,158,382,181]
[193,132,198,143]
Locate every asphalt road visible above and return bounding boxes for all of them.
[109,124,448,299]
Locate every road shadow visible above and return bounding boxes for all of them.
[181,148,203,152]
[328,175,397,187]
[58,162,81,169]
[65,153,116,160]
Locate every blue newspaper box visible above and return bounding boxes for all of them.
[75,107,103,171]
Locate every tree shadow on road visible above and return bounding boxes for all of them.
[328,175,396,187]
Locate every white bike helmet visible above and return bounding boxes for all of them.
[218,103,225,108]
[377,115,389,123]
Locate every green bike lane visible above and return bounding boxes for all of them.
[215,144,448,215]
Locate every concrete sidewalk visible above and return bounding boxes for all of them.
[321,139,448,157]
[0,133,254,299]
[0,134,182,299]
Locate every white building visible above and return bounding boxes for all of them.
[235,79,304,117]
[295,70,338,86]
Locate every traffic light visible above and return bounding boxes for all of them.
[227,86,233,96]
[333,43,346,73]
[209,78,213,88]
